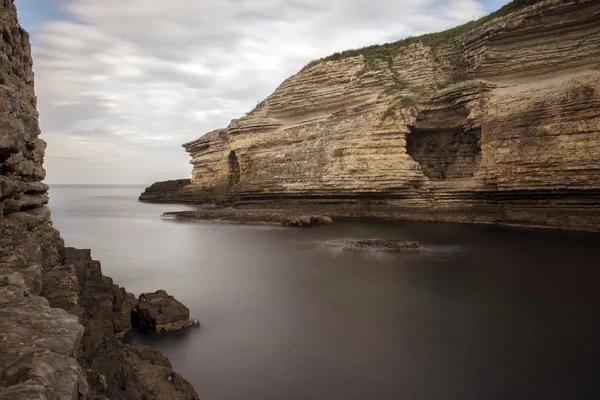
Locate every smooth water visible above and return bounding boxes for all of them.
[49,185,600,400]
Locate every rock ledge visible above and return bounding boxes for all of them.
[325,239,424,252]
[163,209,333,227]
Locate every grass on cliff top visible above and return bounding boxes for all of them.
[301,0,544,72]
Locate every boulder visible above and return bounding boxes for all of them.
[133,290,199,333]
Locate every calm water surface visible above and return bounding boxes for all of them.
[49,185,600,400]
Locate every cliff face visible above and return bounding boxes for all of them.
[0,2,198,399]
[142,0,600,232]
[0,1,84,397]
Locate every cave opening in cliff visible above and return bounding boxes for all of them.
[406,127,482,181]
[228,150,241,187]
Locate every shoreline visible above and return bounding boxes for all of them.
[142,193,600,234]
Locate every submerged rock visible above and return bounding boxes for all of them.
[325,239,424,252]
[163,209,333,227]
[134,290,199,333]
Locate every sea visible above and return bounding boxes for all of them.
[48,184,600,400]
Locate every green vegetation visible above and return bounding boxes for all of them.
[247,100,267,115]
[300,59,323,73]
[9,23,26,36]
[393,95,415,105]
[434,70,472,90]
[301,0,544,72]
[393,76,410,91]
[409,84,427,93]
[381,95,416,121]
[352,46,429,95]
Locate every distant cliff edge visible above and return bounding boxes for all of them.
[141,0,600,232]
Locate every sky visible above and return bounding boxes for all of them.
[15,0,509,185]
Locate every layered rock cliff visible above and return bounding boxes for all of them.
[142,0,600,232]
[0,1,198,399]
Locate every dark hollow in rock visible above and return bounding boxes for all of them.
[406,126,482,181]
[228,150,241,187]
[325,239,425,252]
[133,290,199,333]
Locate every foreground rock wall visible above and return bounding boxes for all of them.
[0,1,198,398]
[0,1,86,396]
[142,0,600,232]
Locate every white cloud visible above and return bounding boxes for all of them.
[31,0,485,184]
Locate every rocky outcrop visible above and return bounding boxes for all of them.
[58,248,199,399]
[134,290,199,333]
[141,179,194,203]
[0,1,198,399]
[141,0,600,232]
[325,239,424,252]
[0,1,88,397]
[163,209,333,227]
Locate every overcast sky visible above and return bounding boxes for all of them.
[15,0,508,185]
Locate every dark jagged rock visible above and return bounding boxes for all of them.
[0,1,200,398]
[134,290,200,333]
[61,248,200,400]
[325,239,425,252]
[86,341,198,400]
[0,1,91,395]
[163,209,333,227]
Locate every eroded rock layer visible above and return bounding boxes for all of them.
[0,1,198,399]
[142,0,600,232]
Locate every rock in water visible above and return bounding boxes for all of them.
[282,215,333,227]
[163,209,333,227]
[60,249,200,399]
[325,239,424,252]
[134,290,199,333]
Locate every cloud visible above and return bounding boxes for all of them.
[28,0,485,184]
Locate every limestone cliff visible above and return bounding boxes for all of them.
[0,1,198,399]
[142,0,600,232]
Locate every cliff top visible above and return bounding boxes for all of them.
[301,0,546,72]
